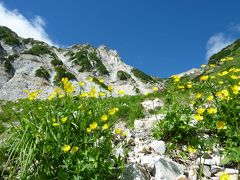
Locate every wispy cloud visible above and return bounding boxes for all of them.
[0,3,55,45]
[206,33,233,60]
[229,24,240,32]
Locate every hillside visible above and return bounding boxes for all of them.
[0,26,162,100]
[0,27,239,180]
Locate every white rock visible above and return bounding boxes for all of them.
[140,155,155,173]
[149,140,166,155]
[134,120,145,130]
[154,157,185,180]
[224,168,239,174]
[141,98,164,111]
[123,163,149,180]
[176,175,188,180]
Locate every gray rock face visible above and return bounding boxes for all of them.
[154,157,185,180]
[0,26,163,100]
[124,163,150,180]
[0,43,6,57]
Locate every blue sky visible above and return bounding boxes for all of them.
[1,0,240,77]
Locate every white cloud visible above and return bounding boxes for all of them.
[229,24,240,32]
[206,33,233,59]
[0,3,55,45]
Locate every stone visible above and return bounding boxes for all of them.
[211,165,224,174]
[140,155,155,173]
[203,165,211,177]
[154,157,185,180]
[176,175,188,180]
[187,165,198,180]
[124,163,150,180]
[134,120,145,130]
[141,98,164,111]
[149,140,166,155]
[224,168,239,174]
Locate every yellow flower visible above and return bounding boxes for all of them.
[99,92,105,97]
[27,91,39,100]
[71,146,79,153]
[220,58,226,62]
[118,89,125,95]
[187,145,196,153]
[207,95,214,101]
[220,173,230,180]
[61,77,69,84]
[231,85,240,95]
[210,75,215,79]
[122,131,127,137]
[195,93,202,99]
[108,108,117,115]
[108,86,113,91]
[144,92,150,96]
[61,117,68,123]
[186,82,192,88]
[218,71,229,76]
[207,107,217,114]
[209,64,216,68]
[196,108,205,115]
[230,75,238,80]
[90,122,98,130]
[102,123,109,130]
[86,128,91,133]
[78,81,85,87]
[52,118,56,122]
[226,57,234,61]
[48,93,56,100]
[194,114,203,121]
[178,85,185,90]
[62,145,71,153]
[98,79,104,83]
[87,77,93,82]
[216,89,229,100]
[200,75,209,81]
[114,107,119,112]
[23,89,29,93]
[79,92,89,98]
[115,128,122,135]
[63,81,75,94]
[101,114,108,122]
[171,75,181,82]
[152,87,159,91]
[52,123,60,127]
[201,64,206,68]
[218,81,224,85]
[216,121,227,130]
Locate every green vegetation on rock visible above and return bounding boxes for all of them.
[131,68,154,83]
[24,45,52,56]
[51,57,63,66]
[53,66,76,85]
[70,49,109,75]
[0,26,21,46]
[117,70,131,80]
[35,67,50,81]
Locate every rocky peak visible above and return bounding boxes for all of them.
[0,26,163,100]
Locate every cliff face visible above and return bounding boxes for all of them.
[0,26,162,100]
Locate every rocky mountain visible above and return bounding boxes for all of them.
[0,26,162,100]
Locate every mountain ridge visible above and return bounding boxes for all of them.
[0,26,162,100]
